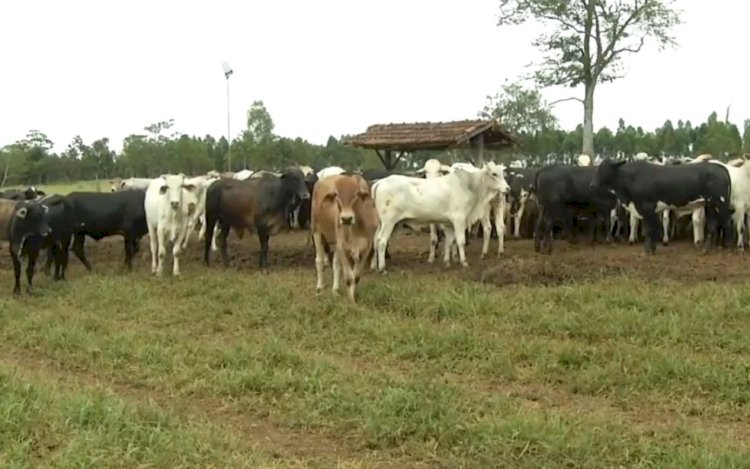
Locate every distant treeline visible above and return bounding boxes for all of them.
[2,102,748,186]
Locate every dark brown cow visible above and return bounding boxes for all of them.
[204,167,310,269]
[310,174,379,303]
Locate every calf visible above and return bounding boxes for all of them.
[371,165,509,271]
[311,174,379,303]
[0,199,52,294]
[61,190,148,273]
[590,159,732,254]
[204,167,310,269]
[533,165,617,254]
[145,174,199,276]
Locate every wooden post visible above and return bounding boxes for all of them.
[476,133,485,166]
[384,150,393,170]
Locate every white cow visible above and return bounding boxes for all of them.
[370,164,510,271]
[144,174,199,276]
[448,162,510,259]
[111,177,153,192]
[233,169,254,180]
[317,166,346,180]
[415,159,452,262]
[709,159,750,251]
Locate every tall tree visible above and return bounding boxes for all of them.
[742,119,750,154]
[497,0,681,156]
[480,80,559,133]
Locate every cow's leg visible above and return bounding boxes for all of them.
[218,223,231,268]
[661,210,670,246]
[543,210,555,255]
[376,222,396,272]
[442,225,456,266]
[514,201,525,238]
[533,205,545,253]
[211,224,221,252]
[155,227,167,276]
[58,234,71,280]
[339,248,357,303]
[369,225,379,271]
[257,226,271,270]
[25,241,39,294]
[148,223,159,274]
[331,249,341,294]
[43,243,54,276]
[428,224,438,263]
[702,206,717,254]
[693,207,706,248]
[453,221,469,267]
[480,210,492,259]
[493,198,506,256]
[172,233,183,276]
[72,233,92,271]
[313,232,327,293]
[11,248,22,295]
[628,213,639,244]
[734,206,745,253]
[641,205,659,255]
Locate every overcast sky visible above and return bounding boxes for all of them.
[0,0,744,153]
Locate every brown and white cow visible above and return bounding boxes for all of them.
[310,173,378,303]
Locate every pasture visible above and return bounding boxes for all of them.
[2,211,750,467]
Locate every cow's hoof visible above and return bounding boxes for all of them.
[461,262,469,268]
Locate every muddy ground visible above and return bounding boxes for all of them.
[27,227,750,289]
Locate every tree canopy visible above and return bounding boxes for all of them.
[497,0,682,156]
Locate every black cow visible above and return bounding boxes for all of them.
[590,159,732,255]
[533,165,618,254]
[60,190,148,274]
[204,167,310,269]
[0,199,52,294]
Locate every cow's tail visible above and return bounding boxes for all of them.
[203,181,223,265]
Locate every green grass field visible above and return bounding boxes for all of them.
[1,181,750,467]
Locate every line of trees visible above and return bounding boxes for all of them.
[3,96,749,187]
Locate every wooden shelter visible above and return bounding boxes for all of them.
[346,119,519,169]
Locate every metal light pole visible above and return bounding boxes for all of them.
[222,61,234,172]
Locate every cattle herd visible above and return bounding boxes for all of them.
[1,150,749,301]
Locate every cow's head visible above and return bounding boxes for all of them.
[590,158,625,191]
[323,175,372,227]
[110,177,123,192]
[158,174,193,211]
[11,201,51,256]
[483,161,510,195]
[415,159,451,179]
[281,167,311,202]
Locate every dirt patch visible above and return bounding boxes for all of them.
[57,229,750,289]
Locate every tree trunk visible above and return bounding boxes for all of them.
[582,83,596,156]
